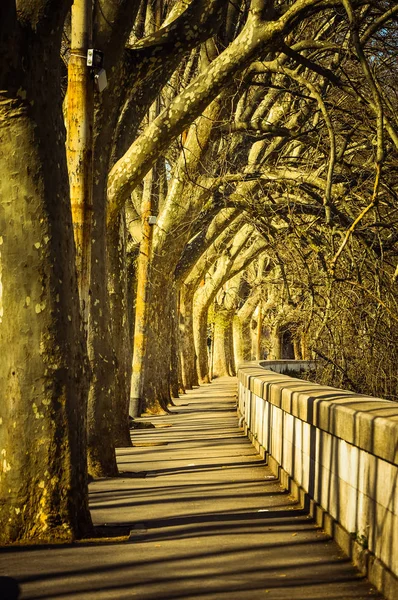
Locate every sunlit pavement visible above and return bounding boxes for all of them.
[0,377,384,599]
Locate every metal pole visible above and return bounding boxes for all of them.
[67,0,93,331]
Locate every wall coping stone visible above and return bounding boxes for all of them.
[238,362,398,466]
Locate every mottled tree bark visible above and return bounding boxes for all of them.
[269,327,282,360]
[0,2,92,542]
[141,258,174,413]
[87,0,224,431]
[233,289,261,366]
[179,283,199,389]
[193,230,264,382]
[293,337,302,360]
[177,215,243,388]
[212,274,245,377]
[130,131,158,417]
[170,288,183,398]
[139,100,224,411]
[194,308,211,384]
[213,305,236,377]
[86,162,118,477]
[108,210,132,447]
[84,0,143,473]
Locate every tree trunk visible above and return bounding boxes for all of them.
[293,337,302,360]
[193,306,211,384]
[170,288,182,398]
[0,33,92,541]
[179,284,199,389]
[256,305,263,360]
[213,306,235,377]
[282,331,295,359]
[141,258,174,413]
[192,231,261,382]
[83,0,145,472]
[87,169,118,477]
[233,315,249,366]
[233,293,261,366]
[130,168,155,416]
[108,210,132,447]
[139,103,225,409]
[301,334,311,360]
[269,326,282,360]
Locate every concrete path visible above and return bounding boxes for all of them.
[0,377,384,599]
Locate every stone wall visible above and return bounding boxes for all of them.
[238,363,398,600]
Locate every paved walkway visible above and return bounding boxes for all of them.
[1,377,384,599]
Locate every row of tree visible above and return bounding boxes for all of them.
[0,0,397,543]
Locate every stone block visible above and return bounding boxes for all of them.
[375,458,398,515]
[374,504,398,574]
[238,362,398,594]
